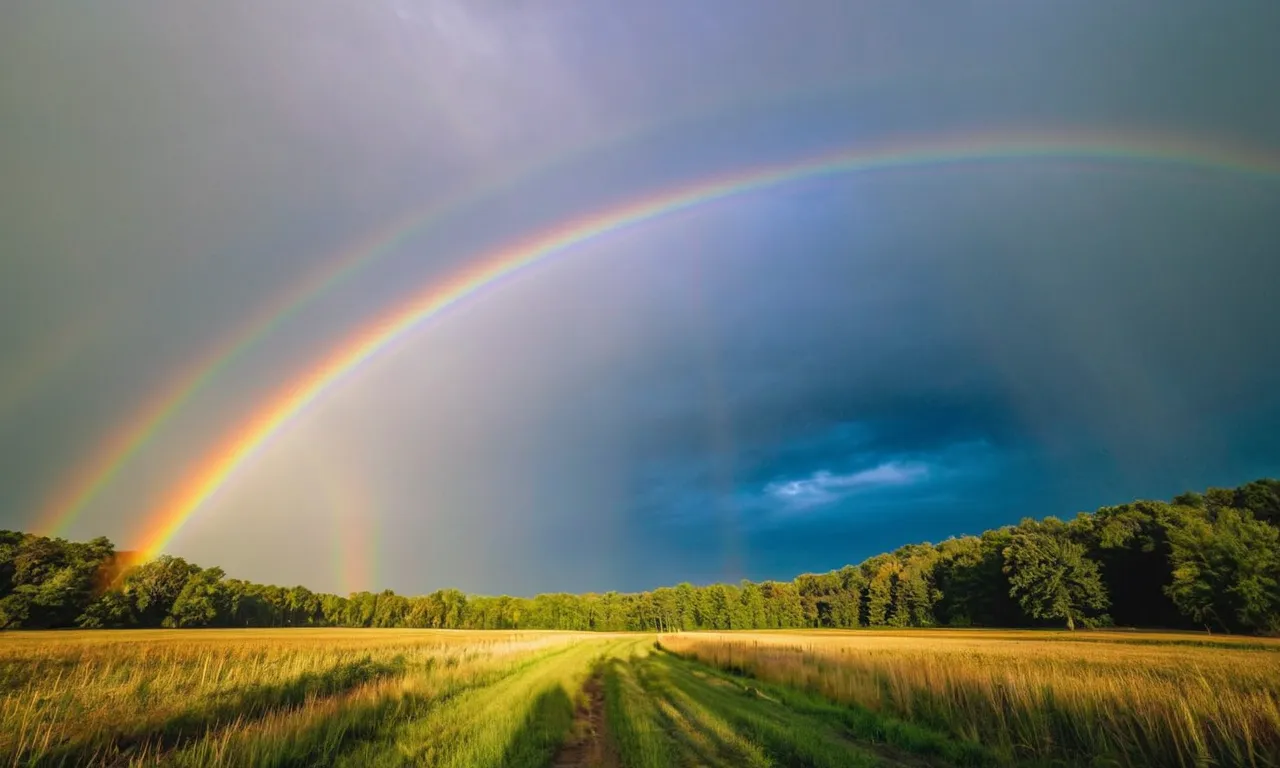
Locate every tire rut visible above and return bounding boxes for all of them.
[552,674,618,768]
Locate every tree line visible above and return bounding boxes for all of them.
[2,479,1277,634]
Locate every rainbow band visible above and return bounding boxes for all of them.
[35,161,565,538]
[33,116,678,539]
[30,207,422,538]
[310,444,380,595]
[131,133,1280,559]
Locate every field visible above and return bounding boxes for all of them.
[3,629,1279,767]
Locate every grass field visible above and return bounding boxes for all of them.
[3,628,1277,767]
[661,630,1280,767]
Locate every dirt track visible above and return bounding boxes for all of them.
[552,674,617,768]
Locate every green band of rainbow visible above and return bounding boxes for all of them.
[129,131,1280,559]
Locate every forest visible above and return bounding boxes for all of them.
[3,479,1277,635]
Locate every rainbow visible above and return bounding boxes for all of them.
[35,115,683,540]
[314,449,379,596]
[33,159,568,538]
[28,209,407,538]
[130,131,1280,559]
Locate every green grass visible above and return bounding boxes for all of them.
[602,650,675,768]
[330,639,626,768]
[601,642,989,767]
[656,644,995,767]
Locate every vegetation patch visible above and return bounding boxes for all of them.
[662,631,1280,766]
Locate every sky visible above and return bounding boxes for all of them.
[2,2,1279,596]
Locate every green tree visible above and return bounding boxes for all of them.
[3,478,1280,634]
[832,566,864,628]
[760,581,804,628]
[651,587,680,632]
[1004,525,1109,630]
[0,534,113,628]
[674,583,697,630]
[864,556,901,626]
[1078,502,1187,628]
[166,567,227,628]
[126,556,200,626]
[1234,480,1280,527]
[284,586,322,626]
[896,545,940,627]
[1166,507,1280,633]
[78,589,135,628]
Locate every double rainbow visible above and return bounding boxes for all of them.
[33,145,599,539]
[109,130,1278,559]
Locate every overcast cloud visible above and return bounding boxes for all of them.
[2,2,1278,594]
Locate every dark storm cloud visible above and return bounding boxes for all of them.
[2,1,1279,594]
[520,164,1280,587]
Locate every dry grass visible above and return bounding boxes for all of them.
[660,629,1280,767]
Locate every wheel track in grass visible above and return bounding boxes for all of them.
[631,649,772,767]
[551,673,618,768]
[659,646,997,767]
[332,637,633,768]
[55,636,991,768]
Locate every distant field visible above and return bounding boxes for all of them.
[3,628,1277,767]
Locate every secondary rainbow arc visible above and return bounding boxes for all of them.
[29,208,422,539]
[33,124,658,539]
[129,131,1280,560]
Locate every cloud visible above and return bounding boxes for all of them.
[3,1,1280,595]
[764,461,930,511]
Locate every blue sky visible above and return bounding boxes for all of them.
[2,2,1279,594]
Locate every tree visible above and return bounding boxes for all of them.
[223,579,275,626]
[126,556,200,626]
[1004,525,1109,630]
[651,587,679,632]
[1234,480,1280,527]
[896,545,940,627]
[346,592,378,627]
[831,567,863,628]
[760,581,804,628]
[166,567,227,627]
[2,478,1278,634]
[796,572,843,627]
[0,534,113,628]
[864,556,901,626]
[284,586,322,626]
[439,588,468,628]
[674,583,697,630]
[1081,502,1188,628]
[78,590,135,628]
[1166,507,1280,633]
[738,581,766,630]
[934,531,1022,627]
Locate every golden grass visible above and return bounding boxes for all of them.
[8,627,1275,767]
[0,629,587,766]
[660,629,1280,767]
